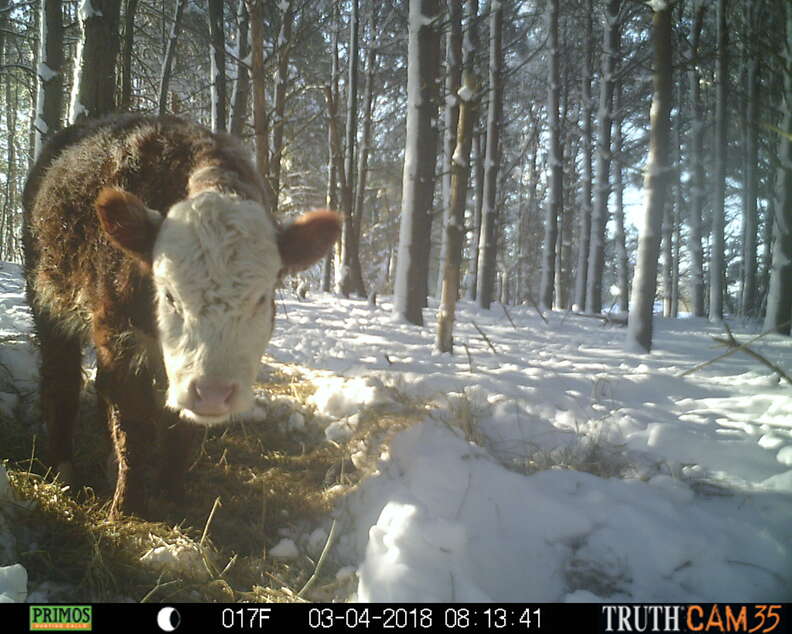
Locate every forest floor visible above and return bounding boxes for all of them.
[0,260,791,602]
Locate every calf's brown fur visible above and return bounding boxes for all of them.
[23,113,338,517]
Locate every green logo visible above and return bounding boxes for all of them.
[29,606,93,631]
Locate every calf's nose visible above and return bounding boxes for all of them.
[189,379,237,417]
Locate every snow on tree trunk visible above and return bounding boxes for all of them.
[764,3,792,336]
[228,1,251,136]
[585,0,620,314]
[626,3,673,354]
[475,0,504,310]
[208,0,226,133]
[393,0,442,325]
[157,0,186,117]
[709,0,728,322]
[68,0,121,123]
[436,0,477,353]
[34,0,64,159]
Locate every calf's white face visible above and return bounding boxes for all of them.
[152,192,281,424]
[94,187,341,426]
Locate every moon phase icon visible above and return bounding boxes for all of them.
[156,606,181,632]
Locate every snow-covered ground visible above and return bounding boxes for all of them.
[1,260,790,601]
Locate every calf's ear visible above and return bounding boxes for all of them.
[278,209,342,273]
[95,188,163,264]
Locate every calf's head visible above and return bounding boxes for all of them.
[95,188,340,424]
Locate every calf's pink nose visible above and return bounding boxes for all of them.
[189,379,236,416]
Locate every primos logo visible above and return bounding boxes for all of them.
[30,606,93,631]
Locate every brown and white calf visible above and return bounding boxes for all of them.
[22,113,340,517]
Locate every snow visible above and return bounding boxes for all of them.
[78,0,102,22]
[1,263,791,601]
[37,63,58,83]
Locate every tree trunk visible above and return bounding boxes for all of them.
[436,0,463,299]
[119,0,139,111]
[709,0,728,322]
[436,0,477,353]
[475,0,503,310]
[393,0,442,325]
[626,4,673,353]
[574,0,594,312]
[585,0,620,314]
[322,3,341,294]
[246,0,274,210]
[228,0,251,136]
[338,0,360,296]
[539,0,561,310]
[68,0,121,122]
[208,0,226,133]
[686,1,706,317]
[467,129,485,300]
[764,3,792,335]
[34,0,64,159]
[269,0,295,208]
[613,80,629,312]
[157,0,187,117]
[740,1,760,318]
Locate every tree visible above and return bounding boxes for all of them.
[764,2,792,335]
[157,0,187,117]
[208,0,226,133]
[585,0,620,314]
[119,0,139,111]
[539,0,561,310]
[393,0,442,325]
[228,0,251,136]
[709,0,728,322]
[573,0,594,312]
[475,0,504,310]
[437,0,478,353]
[626,1,673,353]
[68,0,121,122]
[33,0,63,159]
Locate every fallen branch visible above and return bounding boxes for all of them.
[680,321,792,387]
[471,320,498,354]
[525,292,548,325]
[499,302,518,330]
[572,311,628,327]
[710,324,792,387]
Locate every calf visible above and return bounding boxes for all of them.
[22,113,340,517]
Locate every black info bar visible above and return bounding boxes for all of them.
[9,602,792,634]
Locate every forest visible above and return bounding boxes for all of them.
[0,0,790,605]
[0,0,789,353]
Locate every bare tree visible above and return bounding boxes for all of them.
[33,0,64,159]
[393,0,442,325]
[228,1,251,136]
[709,0,728,322]
[475,0,504,310]
[764,2,792,335]
[437,0,478,353]
[626,2,673,353]
[68,0,121,123]
[539,0,561,310]
[585,0,620,314]
[208,0,226,133]
[157,0,187,117]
